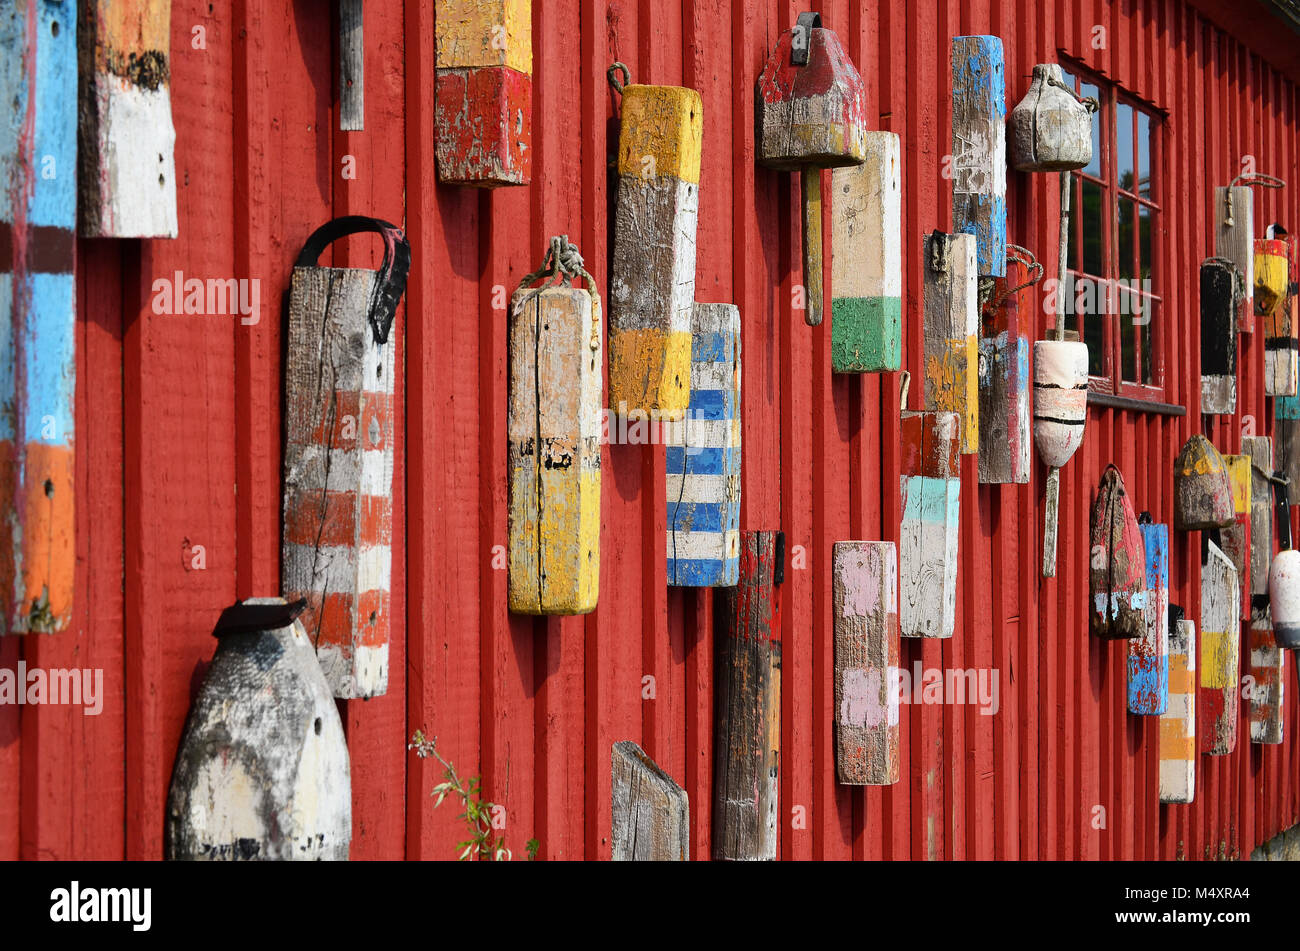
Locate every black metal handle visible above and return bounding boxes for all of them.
[213,598,307,638]
[295,215,411,346]
[791,12,821,65]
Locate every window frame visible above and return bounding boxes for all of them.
[1059,62,1166,403]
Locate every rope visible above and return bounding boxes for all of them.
[1251,462,1290,487]
[1045,73,1099,113]
[513,234,602,354]
[989,244,1044,311]
[607,62,631,96]
[1224,174,1285,227]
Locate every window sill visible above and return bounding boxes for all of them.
[1086,390,1186,416]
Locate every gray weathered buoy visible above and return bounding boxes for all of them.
[165,598,352,861]
[1173,434,1235,531]
[1009,64,1094,172]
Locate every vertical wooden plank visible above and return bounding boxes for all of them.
[1129,520,1169,715]
[1200,538,1240,756]
[1160,615,1196,804]
[608,82,701,420]
[77,0,178,237]
[1214,185,1254,331]
[830,133,902,373]
[338,0,364,131]
[712,529,781,860]
[951,35,1007,277]
[899,406,960,640]
[1221,454,1252,621]
[667,303,740,587]
[833,541,899,785]
[922,231,978,453]
[610,740,689,860]
[506,282,601,615]
[122,0,237,858]
[434,0,532,186]
[1,0,77,635]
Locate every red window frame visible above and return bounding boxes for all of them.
[1060,62,1165,402]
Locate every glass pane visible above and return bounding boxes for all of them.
[1137,111,1152,200]
[1118,200,1136,279]
[1082,81,1102,178]
[1084,312,1105,377]
[1140,299,1156,385]
[1121,294,1137,381]
[1116,102,1135,193]
[1081,178,1104,277]
[1139,205,1153,281]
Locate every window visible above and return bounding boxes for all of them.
[1059,65,1163,400]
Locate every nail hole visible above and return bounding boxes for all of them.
[43,479,53,498]
[314,718,322,735]
[50,21,58,37]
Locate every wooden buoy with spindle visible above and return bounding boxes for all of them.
[922,231,979,454]
[283,217,410,698]
[607,63,701,420]
[1,0,77,634]
[1200,537,1240,756]
[833,541,900,785]
[1245,439,1283,743]
[1263,225,1299,397]
[951,36,1006,277]
[1200,257,1241,415]
[507,237,603,615]
[830,133,902,372]
[1269,474,1300,649]
[434,0,533,186]
[1089,465,1147,641]
[1128,516,1168,714]
[757,12,867,328]
[978,246,1039,483]
[1009,65,1098,576]
[1158,607,1196,804]
[1173,434,1234,531]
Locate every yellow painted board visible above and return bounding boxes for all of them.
[616,85,703,185]
[435,0,532,74]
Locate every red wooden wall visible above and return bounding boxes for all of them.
[2,0,1299,861]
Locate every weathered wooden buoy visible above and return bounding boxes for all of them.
[1,0,77,635]
[977,246,1038,483]
[1221,454,1253,621]
[1158,607,1196,804]
[78,0,178,237]
[830,132,902,372]
[1276,396,1300,494]
[757,12,867,327]
[1249,615,1285,745]
[282,217,409,698]
[1200,538,1240,755]
[951,36,1006,277]
[713,531,783,861]
[507,237,602,615]
[1128,517,1168,714]
[923,231,979,454]
[611,741,689,861]
[899,374,960,640]
[1269,475,1300,649]
[1245,438,1284,743]
[1264,226,1298,397]
[667,303,741,587]
[1035,338,1089,576]
[166,598,352,860]
[1089,465,1147,640]
[833,541,900,785]
[338,0,364,130]
[1255,238,1289,322]
[1173,434,1234,531]
[1215,183,1255,332]
[1009,64,1093,171]
[1200,257,1240,415]
[434,0,532,186]
[607,65,700,419]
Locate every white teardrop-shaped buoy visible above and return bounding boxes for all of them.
[166,598,352,860]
